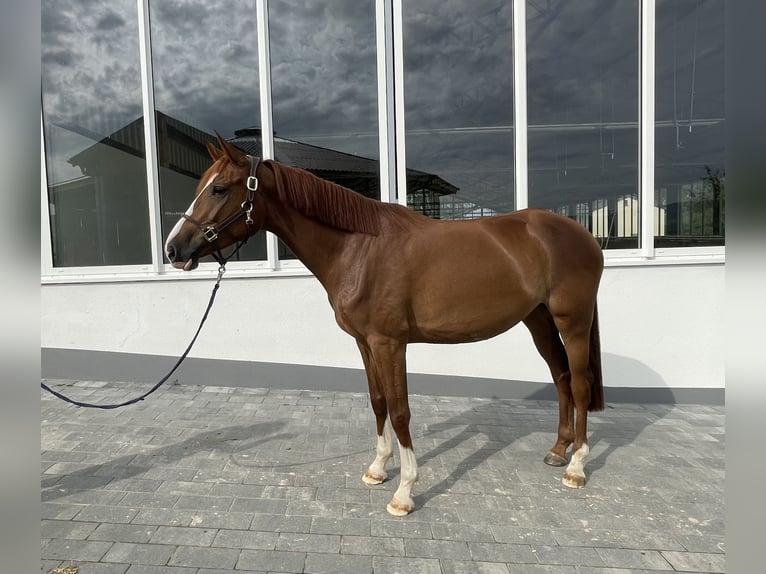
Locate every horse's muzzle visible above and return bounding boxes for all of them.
[165,241,200,271]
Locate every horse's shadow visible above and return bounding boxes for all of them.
[408,355,674,509]
[42,421,295,502]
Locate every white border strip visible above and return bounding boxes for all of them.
[392,0,407,206]
[40,113,53,275]
[137,0,164,272]
[376,0,395,204]
[256,0,279,270]
[512,0,528,210]
[640,0,656,258]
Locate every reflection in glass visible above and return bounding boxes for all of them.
[150,0,265,262]
[403,0,514,219]
[655,0,724,247]
[268,0,381,259]
[42,0,151,266]
[527,0,639,249]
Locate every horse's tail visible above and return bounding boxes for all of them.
[588,302,605,412]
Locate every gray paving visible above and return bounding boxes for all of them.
[41,379,725,574]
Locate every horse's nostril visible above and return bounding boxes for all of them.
[166,244,176,262]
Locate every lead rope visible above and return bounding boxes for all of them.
[40,264,228,410]
[42,155,261,409]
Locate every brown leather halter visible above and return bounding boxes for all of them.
[182,155,261,265]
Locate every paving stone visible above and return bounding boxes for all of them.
[131,509,193,527]
[53,562,130,574]
[124,564,196,574]
[41,519,99,540]
[236,549,307,572]
[102,542,176,565]
[405,538,471,560]
[310,516,372,536]
[660,550,726,572]
[304,552,373,573]
[371,519,433,539]
[186,510,253,530]
[149,525,217,546]
[168,545,239,569]
[276,532,341,553]
[41,538,113,561]
[249,513,312,533]
[89,523,158,543]
[372,556,442,574]
[340,535,405,556]
[212,528,278,550]
[440,560,511,574]
[468,542,538,564]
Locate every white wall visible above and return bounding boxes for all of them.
[41,263,725,390]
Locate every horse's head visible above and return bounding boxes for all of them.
[165,133,263,270]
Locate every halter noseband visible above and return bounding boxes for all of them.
[182,155,261,266]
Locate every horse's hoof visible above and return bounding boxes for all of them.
[386,497,413,516]
[544,451,569,467]
[562,471,586,489]
[362,470,386,485]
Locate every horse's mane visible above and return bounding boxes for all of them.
[265,160,413,235]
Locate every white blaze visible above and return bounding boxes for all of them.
[164,172,218,251]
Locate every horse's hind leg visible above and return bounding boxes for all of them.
[552,307,596,489]
[523,305,574,467]
[357,341,393,485]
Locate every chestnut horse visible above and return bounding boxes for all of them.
[165,134,604,516]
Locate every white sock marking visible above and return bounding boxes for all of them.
[367,420,393,479]
[392,443,418,508]
[566,443,590,478]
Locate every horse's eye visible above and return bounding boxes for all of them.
[211,185,228,196]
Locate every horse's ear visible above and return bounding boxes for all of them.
[215,131,247,167]
[206,140,223,160]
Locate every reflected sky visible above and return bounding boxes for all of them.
[527,0,639,126]
[269,0,379,159]
[403,0,514,214]
[150,0,260,138]
[42,0,143,133]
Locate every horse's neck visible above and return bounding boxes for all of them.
[263,195,356,281]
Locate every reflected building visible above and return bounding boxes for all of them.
[52,112,458,267]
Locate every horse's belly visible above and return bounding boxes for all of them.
[408,292,534,344]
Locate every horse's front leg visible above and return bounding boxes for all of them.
[357,341,393,485]
[366,336,418,516]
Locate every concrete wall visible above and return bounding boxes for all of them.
[41,262,725,400]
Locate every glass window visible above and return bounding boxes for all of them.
[527,0,639,249]
[655,0,724,248]
[402,0,513,219]
[268,0,380,259]
[149,0,265,263]
[42,0,151,266]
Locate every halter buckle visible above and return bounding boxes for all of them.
[241,200,254,225]
[203,226,219,243]
[246,176,259,192]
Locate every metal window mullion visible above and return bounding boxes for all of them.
[512,0,528,211]
[40,112,53,275]
[392,0,407,207]
[376,0,395,204]
[256,0,279,269]
[640,0,656,257]
[137,0,164,273]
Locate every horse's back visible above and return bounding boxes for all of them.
[492,208,604,281]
